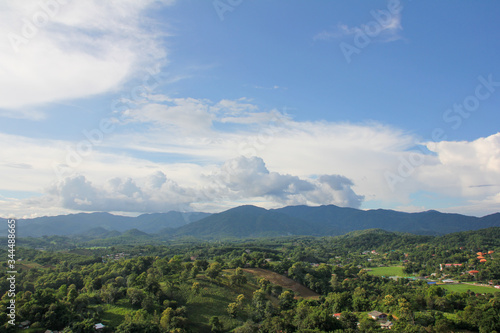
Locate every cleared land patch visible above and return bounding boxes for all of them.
[439,283,498,294]
[365,266,411,277]
[243,268,320,299]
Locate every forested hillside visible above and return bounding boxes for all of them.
[1,228,499,332]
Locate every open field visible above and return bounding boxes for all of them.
[100,300,136,328]
[365,266,411,277]
[439,283,498,294]
[16,261,45,270]
[243,268,320,299]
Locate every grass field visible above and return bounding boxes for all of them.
[365,266,411,277]
[438,283,498,294]
[100,299,136,328]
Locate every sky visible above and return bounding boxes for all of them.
[1,0,500,218]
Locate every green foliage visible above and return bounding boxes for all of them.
[2,226,499,332]
[209,316,223,333]
[206,262,222,280]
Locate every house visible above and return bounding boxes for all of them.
[95,323,105,330]
[333,313,342,319]
[380,321,393,329]
[368,311,387,320]
[442,279,455,283]
[19,320,31,328]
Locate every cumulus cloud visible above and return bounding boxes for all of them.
[46,173,193,213]
[1,108,500,217]
[420,133,500,199]
[0,0,173,113]
[23,156,363,214]
[147,171,167,189]
[204,156,364,209]
[210,156,314,199]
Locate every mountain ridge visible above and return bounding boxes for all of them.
[2,204,499,239]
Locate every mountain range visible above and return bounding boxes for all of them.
[3,205,500,239]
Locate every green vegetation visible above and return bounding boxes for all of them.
[5,205,500,240]
[439,283,498,294]
[366,266,408,277]
[0,227,498,332]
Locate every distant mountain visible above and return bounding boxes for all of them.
[135,211,211,233]
[2,211,210,237]
[272,205,496,236]
[73,227,122,241]
[3,205,499,239]
[174,205,310,238]
[178,205,500,239]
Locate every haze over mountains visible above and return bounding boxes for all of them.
[3,205,500,239]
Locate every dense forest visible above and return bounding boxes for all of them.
[1,227,499,332]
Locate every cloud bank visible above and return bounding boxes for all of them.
[0,0,172,114]
[1,93,499,218]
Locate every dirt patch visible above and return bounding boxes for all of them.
[243,268,320,299]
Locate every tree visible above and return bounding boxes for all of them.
[358,316,380,332]
[382,294,396,312]
[209,316,223,333]
[229,267,247,286]
[352,287,370,312]
[101,284,119,304]
[159,306,188,332]
[127,287,146,307]
[228,294,246,318]
[191,282,201,294]
[190,266,200,279]
[278,290,295,311]
[339,311,359,330]
[227,302,239,318]
[67,286,78,303]
[70,317,96,333]
[206,262,222,281]
[251,289,267,320]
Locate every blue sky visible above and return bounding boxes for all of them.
[1,0,499,218]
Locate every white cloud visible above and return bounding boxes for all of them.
[0,0,173,113]
[1,102,499,217]
[122,99,214,134]
[16,156,363,215]
[314,3,403,43]
[419,133,500,199]
[117,95,288,136]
